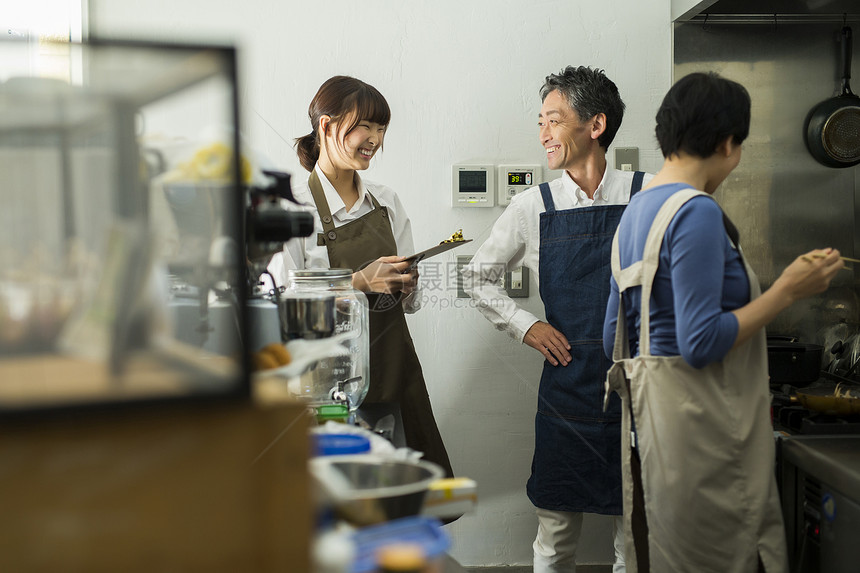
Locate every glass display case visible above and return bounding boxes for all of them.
[0,39,249,414]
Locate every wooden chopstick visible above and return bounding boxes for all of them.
[802,253,860,264]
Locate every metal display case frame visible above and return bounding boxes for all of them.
[0,38,251,418]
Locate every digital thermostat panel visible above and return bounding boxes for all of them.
[498,164,541,206]
[453,164,495,207]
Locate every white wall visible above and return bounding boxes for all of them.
[90,0,672,566]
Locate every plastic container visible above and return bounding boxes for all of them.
[350,516,450,573]
[376,543,426,572]
[314,403,351,425]
[281,269,369,410]
[313,527,356,573]
[315,433,371,456]
[422,477,477,520]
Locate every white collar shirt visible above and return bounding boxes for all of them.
[316,163,371,221]
[267,165,419,311]
[461,167,652,342]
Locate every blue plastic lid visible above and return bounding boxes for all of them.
[351,516,451,573]
[314,433,371,456]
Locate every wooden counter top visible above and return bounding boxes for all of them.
[0,398,311,572]
[0,344,241,408]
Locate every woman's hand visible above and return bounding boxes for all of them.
[732,248,843,348]
[402,267,419,296]
[352,256,415,294]
[771,248,844,304]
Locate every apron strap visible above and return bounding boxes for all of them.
[611,279,633,362]
[722,212,740,248]
[608,170,650,292]
[630,171,645,197]
[364,186,383,210]
[308,169,337,246]
[538,182,555,213]
[611,230,644,293]
[308,169,334,232]
[308,168,389,246]
[609,229,640,361]
[638,189,710,355]
[610,188,712,356]
[541,172,642,212]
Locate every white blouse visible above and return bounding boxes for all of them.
[268,165,420,312]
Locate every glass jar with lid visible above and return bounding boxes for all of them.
[280,268,369,410]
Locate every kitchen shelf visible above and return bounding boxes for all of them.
[674,0,860,23]
[0,42,232,135]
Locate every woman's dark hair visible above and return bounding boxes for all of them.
[539,66,626,149]
[655,72,751,159]
[295,76,391,171]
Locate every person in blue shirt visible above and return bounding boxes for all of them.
[603,72,842,573]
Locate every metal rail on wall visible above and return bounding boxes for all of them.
[689,13,860,25]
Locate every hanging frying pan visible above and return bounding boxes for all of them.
[804,26,860,168]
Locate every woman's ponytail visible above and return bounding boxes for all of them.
[294,131,318,172]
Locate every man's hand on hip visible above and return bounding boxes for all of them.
[524,322,571,366]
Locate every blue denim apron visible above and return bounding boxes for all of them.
[526,172,643,514]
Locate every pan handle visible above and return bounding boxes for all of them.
[767,334,798,343]
[821,369,860,387]
[841,26,853,96]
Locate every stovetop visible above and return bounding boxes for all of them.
[774,405,860,435]
[772,377,860,436]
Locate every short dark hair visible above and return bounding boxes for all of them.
[539,66,625,149]
[655,72,751,159]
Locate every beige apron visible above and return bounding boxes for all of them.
[307,170,453,477]
[604,189,787,573]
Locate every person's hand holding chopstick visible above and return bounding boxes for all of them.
[803,252,860,268]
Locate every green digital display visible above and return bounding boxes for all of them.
[507,171,532,186]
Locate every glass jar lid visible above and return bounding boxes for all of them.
[314,432,371,456]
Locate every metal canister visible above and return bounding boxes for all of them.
[279,292,335,340]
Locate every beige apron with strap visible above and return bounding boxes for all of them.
[307,170,453,477]
[605,188,787,573]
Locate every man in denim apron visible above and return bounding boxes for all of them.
[463,66,650,572]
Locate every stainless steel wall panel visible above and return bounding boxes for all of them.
[673,22,860,339]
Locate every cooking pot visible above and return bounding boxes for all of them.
[767,336,823,387]
[278,293,335,340]
[246,297,281,351]
[804,26,860,168]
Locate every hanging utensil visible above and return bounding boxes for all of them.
[804,26,860,168]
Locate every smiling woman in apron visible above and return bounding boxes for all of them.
[268,76,453,477]
[603,72,843,573]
